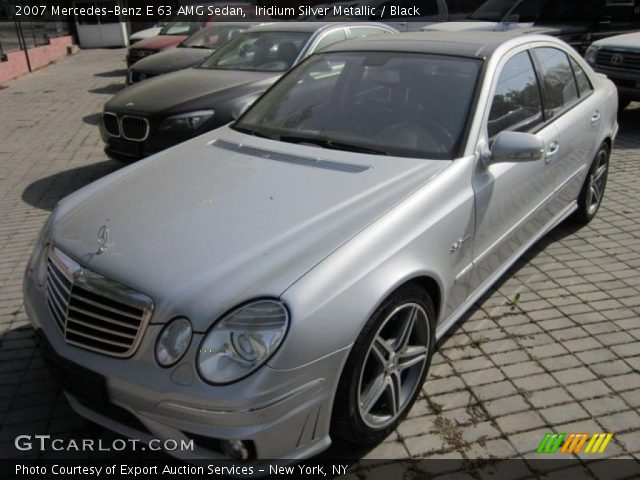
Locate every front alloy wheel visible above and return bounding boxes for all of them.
[331,284,435,445]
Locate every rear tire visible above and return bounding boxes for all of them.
[330,284,436,446]
[573,143,610,225]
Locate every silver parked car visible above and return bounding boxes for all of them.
[24,31,617,460]
[585,31,640,110]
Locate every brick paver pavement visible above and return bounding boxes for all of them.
[0,49,639,472]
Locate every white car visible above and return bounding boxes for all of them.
[129,22,168,44]
[585,31,640,110]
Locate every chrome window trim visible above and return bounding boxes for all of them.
[307,27,348,56]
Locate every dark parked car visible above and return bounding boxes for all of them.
[126,4,268,67]
[101,22,396,162]
[126,20,206,67]
[585,31,640,110]
[127,22,257,85]
[425,0,640,53]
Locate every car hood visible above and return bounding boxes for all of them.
[52,127,451,329]
[106,68,278,114]
[593,31,640,49]
[130,48,213,75]
[130,35,185,51]
[130,27,162,42]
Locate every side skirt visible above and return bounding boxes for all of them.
[435,199,578,342]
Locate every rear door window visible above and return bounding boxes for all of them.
[569,57,594,97]
[533,47,579,119]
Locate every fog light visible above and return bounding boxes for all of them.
[155,317,192,367]
[221,439,251,461]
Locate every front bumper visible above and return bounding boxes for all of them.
[24,267,345,460]
[99,121,192,162]
[99,116,223,162]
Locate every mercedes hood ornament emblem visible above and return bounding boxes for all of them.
[96,224,109,254]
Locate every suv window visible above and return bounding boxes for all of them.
[488,51,544,138]
[601,0,639,23]
[310,29,347,54]
[533,47,579,118]
[511,0,542,23]
[569,57,593,97]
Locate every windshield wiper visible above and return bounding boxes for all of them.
[279,134,389,156]
[233,125,274,139]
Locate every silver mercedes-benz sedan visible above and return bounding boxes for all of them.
[24,31,617,460]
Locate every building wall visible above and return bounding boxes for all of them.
[0,36,73,84]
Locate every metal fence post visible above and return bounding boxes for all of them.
[15,21,31,72]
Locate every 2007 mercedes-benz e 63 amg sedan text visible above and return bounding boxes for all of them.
[25,31,617,460]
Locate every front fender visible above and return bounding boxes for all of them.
[270,156,476,370]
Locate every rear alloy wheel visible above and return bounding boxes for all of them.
[574,143,609,225]
[331,284,435,445]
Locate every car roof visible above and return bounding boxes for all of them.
[321,30,550,59]
[248,21,391,34]
[195,21,258,31]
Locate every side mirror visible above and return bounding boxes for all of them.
[488,131,545,165]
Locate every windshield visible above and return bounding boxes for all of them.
[469,0,518,21]
[160,21,203,36]
[183,24,250,49]
[234,52,482,160]
[199,31,311,72]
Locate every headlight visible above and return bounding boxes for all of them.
[585,45,599,65]
[197,300,289,385]
[155,317,193,367]
[158,110,214,132]
[27,214,54,287]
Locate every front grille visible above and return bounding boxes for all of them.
[45,248,153,358]
[596,49,640,70]
[103,112,120,136]
[130,71,155,84]
[129,48,154,59]
[121,116,149,141]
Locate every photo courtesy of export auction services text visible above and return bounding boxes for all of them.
[15,463,350,477]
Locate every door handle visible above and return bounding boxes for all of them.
[591,111,601,126]
[546,141,560,163]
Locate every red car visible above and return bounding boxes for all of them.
[127,9,269,67]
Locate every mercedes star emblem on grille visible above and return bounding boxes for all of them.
[97,224,109,254]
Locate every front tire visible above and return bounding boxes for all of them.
[330,284,436,446]
[573,143,610,225]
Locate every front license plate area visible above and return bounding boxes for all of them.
[35,330,109,408]
[109,138,141,157]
